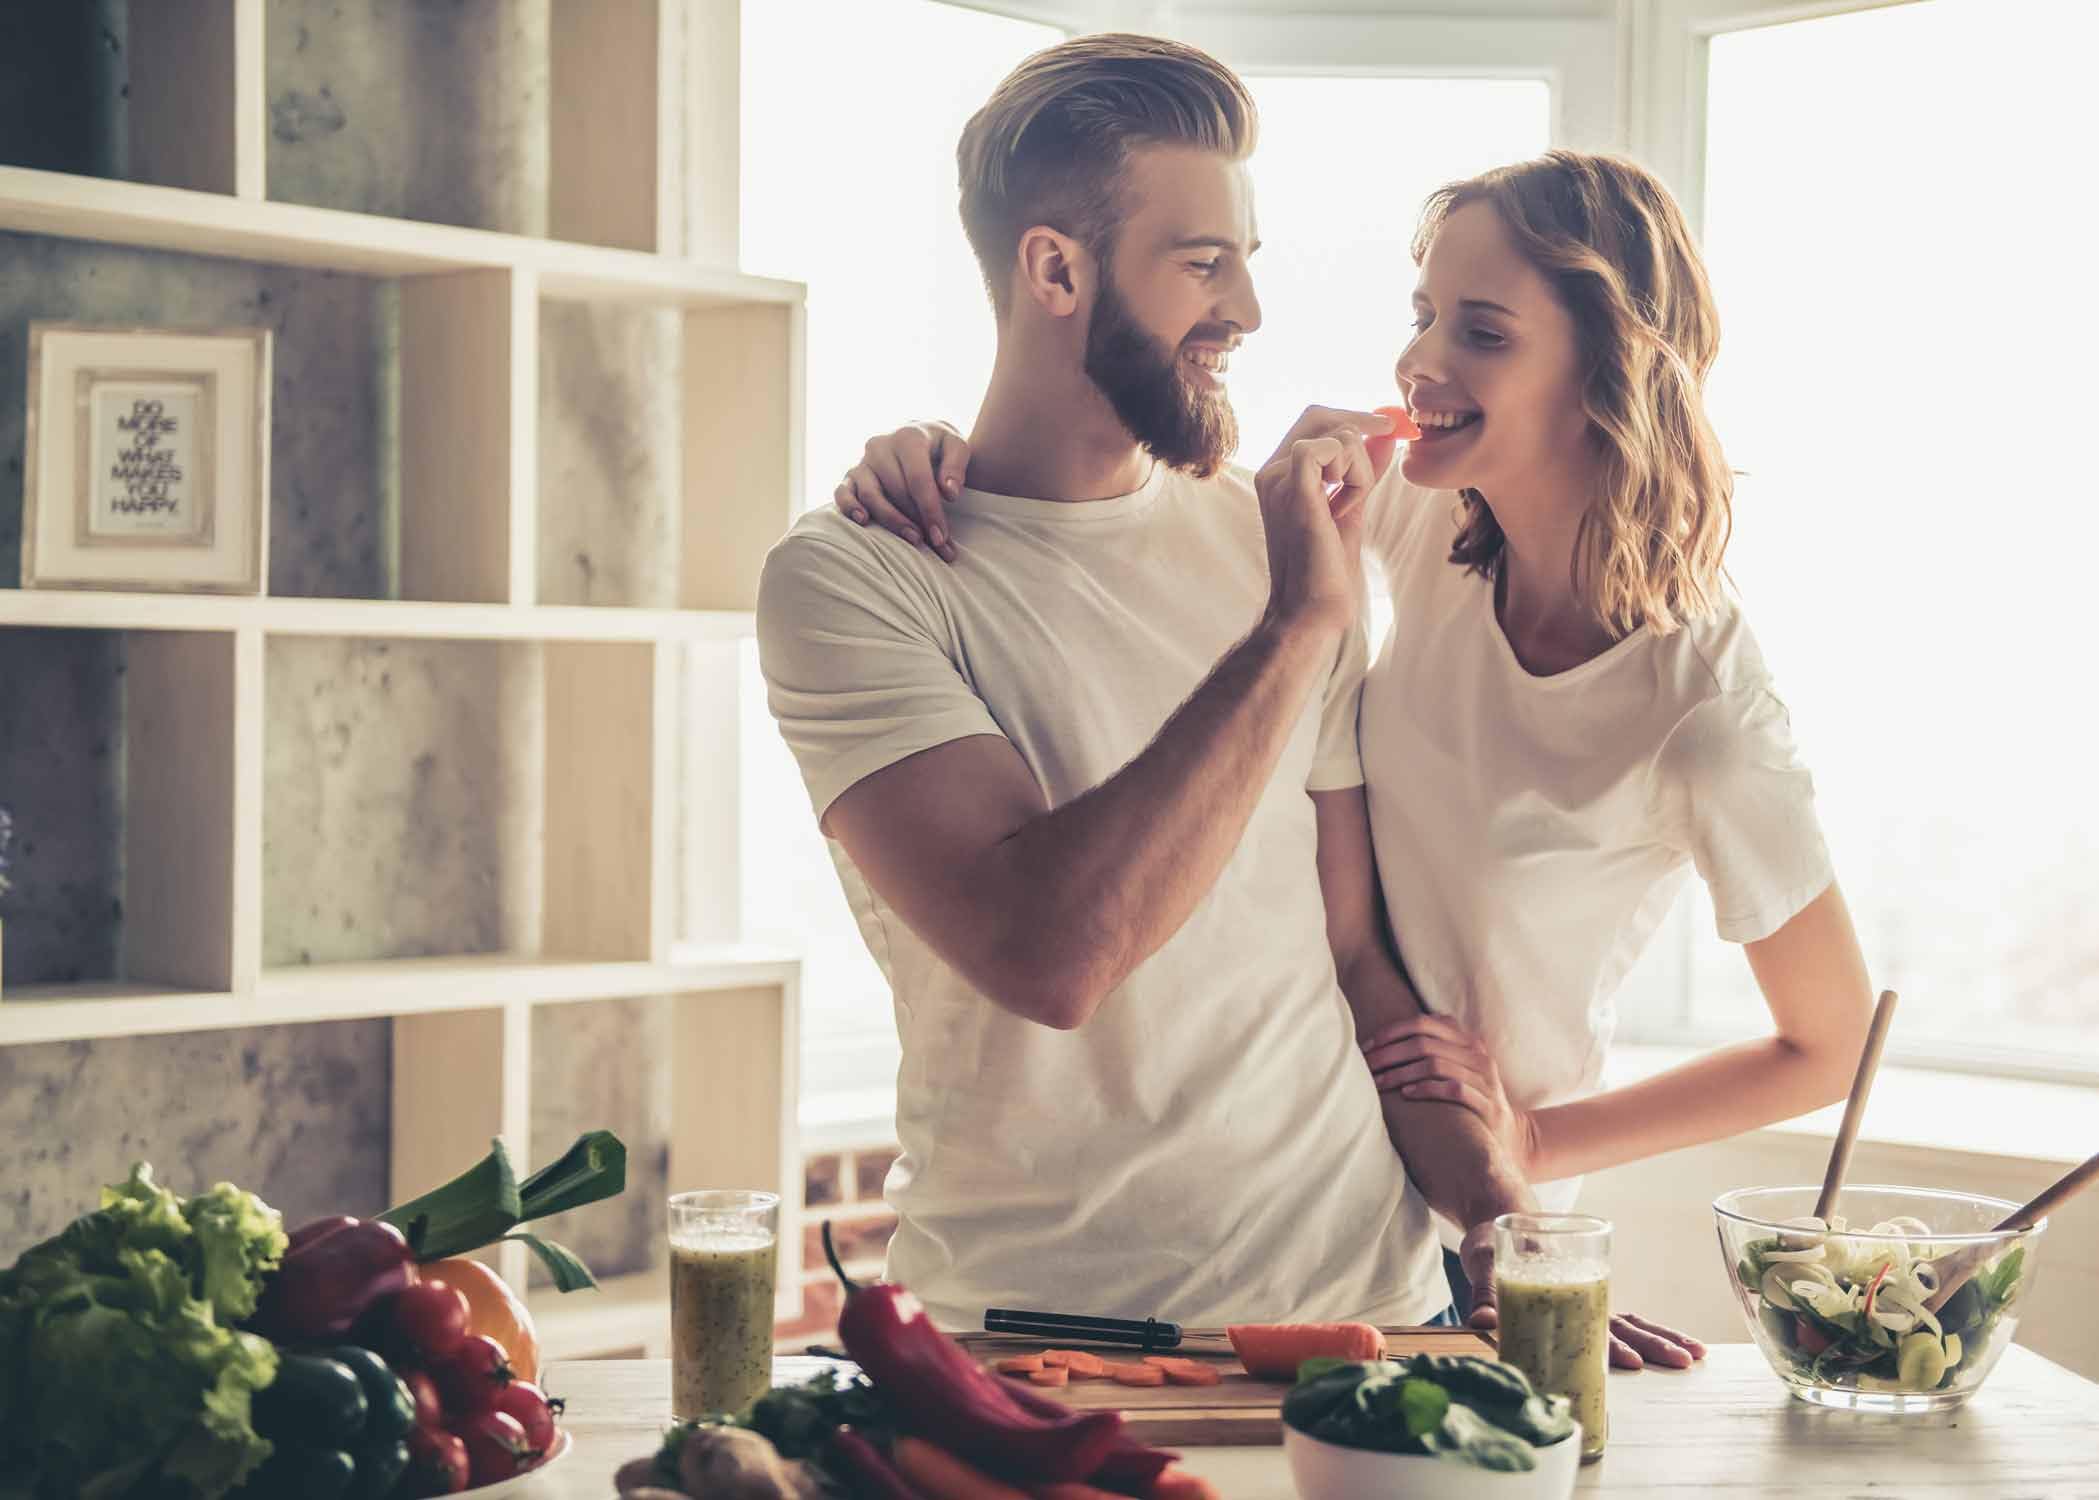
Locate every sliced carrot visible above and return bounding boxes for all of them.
[997,1354,1045,1375]
[1159,1361,1222,1387]
[1225,1322,1386,1380]
[1029,1364,1071,1387]
[1040,1349,1074,1367]
[1151,1466,1223,1500]
[1062,1350,1107,1378]
[1110,1363,1168,1387]
[1140,1355,1180,1368]
[892,1435,1032,1500]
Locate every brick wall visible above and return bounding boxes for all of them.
[773,1140,900,1349]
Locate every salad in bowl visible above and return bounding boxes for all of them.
[1715,1185,2041,1412]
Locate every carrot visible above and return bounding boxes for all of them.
[1110,1363,1167,1387]
[1151,1467,1222,1500]
[1062,1350,1107,1378]
[997,1354,1045,1375]
[1225,1322,1386,1380]
[1373,404,1423,440]
[892,1436,1032,1500]
[1029,1365,1071,1387]
[1140,1355,1180,1368]
[1159,1361,1221,1387]
[1040,1349,1074,1367]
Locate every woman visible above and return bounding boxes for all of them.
[838,151,1875,1368]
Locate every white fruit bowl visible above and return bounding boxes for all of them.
[1283,1420,1581,1500]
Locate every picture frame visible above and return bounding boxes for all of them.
[22,323,271,594]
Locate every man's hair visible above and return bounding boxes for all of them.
[957,33,1257,316]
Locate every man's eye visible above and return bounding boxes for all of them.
[1190,260,1221,275]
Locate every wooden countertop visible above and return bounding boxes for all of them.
[530,1344,2099,1498]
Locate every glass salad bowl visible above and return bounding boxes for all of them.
[1714,1185,2043,1413]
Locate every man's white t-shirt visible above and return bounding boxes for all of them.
[757,463,1446,1331]
[1360,477,1834,1223]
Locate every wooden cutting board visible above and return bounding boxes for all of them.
[958,1325,1497,1447]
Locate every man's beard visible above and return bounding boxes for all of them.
[1082,272,1238,479]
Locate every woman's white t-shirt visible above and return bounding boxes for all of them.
[1358,478,1834,1220]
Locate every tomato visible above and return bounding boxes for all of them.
[488,1381,559,1458]
[1793,1314,1833,1356]
[454,1409,532,1487]
[402,1369,444,1429]
[404,1424,470,1496]
[434,1333,517,1413]
[387,1280,471,1367]
[420,1257,543,1385]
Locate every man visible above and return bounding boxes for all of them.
[757,33,1529,1332]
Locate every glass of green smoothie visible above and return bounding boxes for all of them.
[1493,1212,1612,1464]
[668,1189,781,1419]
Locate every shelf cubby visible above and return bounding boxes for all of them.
[0,0,804,1354]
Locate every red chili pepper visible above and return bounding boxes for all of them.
[822,1223,1126,1485]
[826,1428,927,1500]
[250,1216,415,1343]
[1001,1378,1181,1495]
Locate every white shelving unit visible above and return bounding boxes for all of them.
[0,0,804,1358]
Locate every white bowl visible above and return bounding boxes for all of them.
[1283,1421,1581,1500]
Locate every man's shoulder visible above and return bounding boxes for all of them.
[762,506,932,591]
[758,507,945,640]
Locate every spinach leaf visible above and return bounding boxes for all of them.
[1420,1403,1541,1473]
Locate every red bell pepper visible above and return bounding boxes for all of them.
[250,1216,414,1343]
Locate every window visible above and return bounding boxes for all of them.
[1614,0,2099,1077]
[738,0,1062,1106]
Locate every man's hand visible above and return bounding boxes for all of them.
[1606,1314,1706,1370]
[1361,1015,1537,1177]
[1252,406,1394,636]
[1456,1220,1709,1370]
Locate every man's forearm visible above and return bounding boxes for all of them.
[980,612,1339,1023]
[1338,948,1535,1231]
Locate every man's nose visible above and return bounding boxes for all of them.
[1219,263,1261,338]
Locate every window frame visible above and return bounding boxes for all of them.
[1144,11,1617,151]
[1629,0,1926,233]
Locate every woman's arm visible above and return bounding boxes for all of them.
[1520,880,1873,1181]
[1370,880,1874,1182]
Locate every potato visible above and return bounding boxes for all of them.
[615,1455,679,1493]
[676,1424,820,1500]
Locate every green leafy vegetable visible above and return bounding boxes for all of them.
[0,1163,287,1499]
[1281,1355,1573,1472]
[377,1132,625,1278]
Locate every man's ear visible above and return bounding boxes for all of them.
[1014,224,1088,319]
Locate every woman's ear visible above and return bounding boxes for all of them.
[1015,224,1087,319]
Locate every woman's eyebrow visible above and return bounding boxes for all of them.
[1459,297,1519,318]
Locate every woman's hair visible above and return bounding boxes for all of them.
[1412,150,1732,638]
[956,33,1257,317]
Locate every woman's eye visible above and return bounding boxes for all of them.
[1466,327,1506,349]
